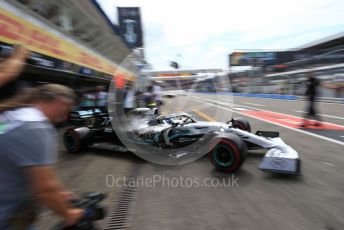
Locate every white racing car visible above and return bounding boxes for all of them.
[65,109,301,175]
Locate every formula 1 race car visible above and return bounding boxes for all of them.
[64,109,300,174]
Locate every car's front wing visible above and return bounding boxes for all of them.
[232,128,300,174]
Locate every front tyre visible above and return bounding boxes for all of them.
[209,136,247,173]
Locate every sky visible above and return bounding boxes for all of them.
[97,0,344,70]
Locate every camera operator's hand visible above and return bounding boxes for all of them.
[64,208,85,226]
[60,191,76,201]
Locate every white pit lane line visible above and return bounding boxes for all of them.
[207,97,344,128]
[322,161,335,166]
[243,102,265,107]
[216,96,342,120]
[190,96,344,146]
[294,110,344,120]
[234,107,252,111]
[212,97,344,130]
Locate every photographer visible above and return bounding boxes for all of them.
[0,84,84,229]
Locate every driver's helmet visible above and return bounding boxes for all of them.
[165,118,172,124]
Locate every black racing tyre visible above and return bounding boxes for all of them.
[232,117,251,133]
[64,127,91,153]
[209,135,247,173]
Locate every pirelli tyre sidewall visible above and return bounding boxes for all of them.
[64,127,91,153]
[209,134,248,173]
[232,117,251,133]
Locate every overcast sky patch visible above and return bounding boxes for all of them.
[97,0,344,70]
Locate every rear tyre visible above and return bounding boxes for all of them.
[209,135,247,173]
[232,117,251,132]
[64,127,91,153]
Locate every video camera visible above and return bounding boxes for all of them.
[52,192,106,230]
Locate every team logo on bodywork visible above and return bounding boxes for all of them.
[270,158,288,169]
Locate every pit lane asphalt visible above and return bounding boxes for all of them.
[38,93,344,230]
[197,93,344,126]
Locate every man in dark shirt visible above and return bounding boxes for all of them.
[301,73,321,127]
